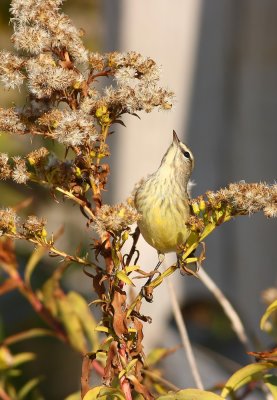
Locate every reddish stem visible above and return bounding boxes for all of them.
[81,355,92,399]
[12,272,67,342]
[0,388,12,400]
[118,345,133,400]
[92,359,105,376]
[87,69,112,85]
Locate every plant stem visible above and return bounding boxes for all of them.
[118,345,133,400]
[167,278,204,390]
[81,355,92,399]
[0,388,12,400]
[197,266,252,353]
[142,369,180,391]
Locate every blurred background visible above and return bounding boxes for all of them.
[0,0,276,398]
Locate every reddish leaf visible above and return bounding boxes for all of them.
[92,272,106,298]
[132,317,144,356]
[103,341,118,385]
[128,374,154,400]
[248,348,277,363]
[111,288,128,337]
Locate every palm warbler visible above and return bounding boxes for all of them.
[134,131,194,256]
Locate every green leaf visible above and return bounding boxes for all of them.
[125,358,138,374]
[57,295,87,354]
[3,328,53,346]
[83,386,102,400]
[264,374,277,399]
[260,299,277,331]
[25,246,47,287]
[0,346,13,370]
[221,362,275,398]
[83,386,125,400]
[18,377,42,400]
[116,271,134,286]
[125,265,140,273]
[95,325,110,333]
[98,387,125,400]
[150,265,178,288]
[12,352,36,367]
[40,276,59,317]
[146,348,173,366]
[67,291,99,352]
[200,223,216,241]
[157,389,224,399]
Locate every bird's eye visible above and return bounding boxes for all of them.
[182,151,190,159]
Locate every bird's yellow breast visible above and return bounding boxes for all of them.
[137,196,190,253]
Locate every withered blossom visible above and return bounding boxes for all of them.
[12,24,51,54]
[0,51,25,89]
[0,108,26,133]
[208,182,277,218]
[93,202,140,236]
[109,52,157,75]
[37,109,64,128]
[52,111,98,146]
[88,52,107,71]
[0,208,19,235]
[11,156,29,184]
[48,14,88,63]
[80,89,100,114]
[0,153,11,180]
[22,215,47,238]
[114,67,137,86]
[187,215,205,232]
[27,147,49,165]
[10,0,63,22]
[103,83,173,114]
[11,0,88,63]
[26,55,80,98]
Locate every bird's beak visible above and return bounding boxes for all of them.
[173,130,180,145]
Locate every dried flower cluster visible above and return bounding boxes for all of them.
[0,0,173,152]
[207,182,277,218]
[10,0,88,61]
[0,208,19,236]
[0,108,26,133]
[187,182,277,239]
[93,202,140,237]
[0,153,29,183]
[0,208,47,240]
[22,215,47,239]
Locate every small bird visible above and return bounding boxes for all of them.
[134,131,194,295]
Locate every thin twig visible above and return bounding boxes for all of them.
[4,232,93,267]
[167,278,204,390]
[197,266,252,353]
[142,369,180,392]
[125,226,140,266]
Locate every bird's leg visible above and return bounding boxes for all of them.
[141,252,165,302]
